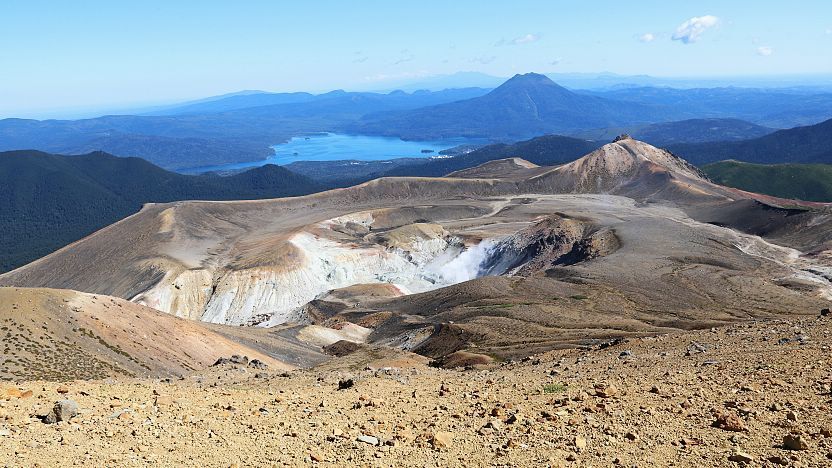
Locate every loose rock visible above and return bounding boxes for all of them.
[783,433,810,450]
[43,400,78,424]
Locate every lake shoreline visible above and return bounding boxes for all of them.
[181,133,479,174]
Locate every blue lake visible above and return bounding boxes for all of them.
[190,133,478,173]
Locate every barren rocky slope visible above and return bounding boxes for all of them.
[2,136,832,467]
[1,137,830,364]
[0,287,325,380]
[2,315,831,467]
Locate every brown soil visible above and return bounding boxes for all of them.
[2,316,831,467]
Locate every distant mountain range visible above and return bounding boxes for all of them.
[1,72,832,173]
[0,150,320,273]
[668,118,832,165]
[351,73,832,140]
[0,88,490,171]
[582,87,832,128]
[570,118,775,145]
[144,87,491,116]
[350,73,675,139]
[358,71,832,93]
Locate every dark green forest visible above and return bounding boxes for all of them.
[0,150,320,272]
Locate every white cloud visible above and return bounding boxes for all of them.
[756,46,774,56]
[496,33,542,46]
[470,55,497,64]
[393,49,414,65]
[639,33,655,43]
[672,15,719,44]
[511,33,541,45]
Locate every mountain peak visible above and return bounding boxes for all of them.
[485,73,574,102]
[500,72,563,89]
[578,137,707,182]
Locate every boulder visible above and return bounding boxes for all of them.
[248,359,268,370]
[783,433,810,450]
[43,400,78,424]
[712,409,747,432]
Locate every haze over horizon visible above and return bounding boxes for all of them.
[2,0,832,118]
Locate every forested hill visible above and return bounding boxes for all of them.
[0,150,320,272]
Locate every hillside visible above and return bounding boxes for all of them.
[571,118,775,145]
[3,316,831,466]
[0,150,320,273]
[0,287,321,380]
[378,135,601,178]
[351,73,674,139]
[669,118,832,165]
[703,160,832,202]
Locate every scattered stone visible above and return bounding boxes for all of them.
[431,431,454,450]
[740,383,760,393]
[712,409,747,432]
[821,308,830,317]
[338,379,354,390]
[597,337,627,350]
[783,433,810,451]
[439,383,450,396]
[486,419,503,431]
[506,413,522,424]
[213,355,249,366]
[594,384,618,398]
[768,455,790,466]
[574,435,587,451]
[43,400,78,424]
[357,435,379,446]
[230,355,249,365]
[686,342,709,356]
[728,450,753,463]
[248,359,268,370]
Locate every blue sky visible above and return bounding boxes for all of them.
[1,0,831,117]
